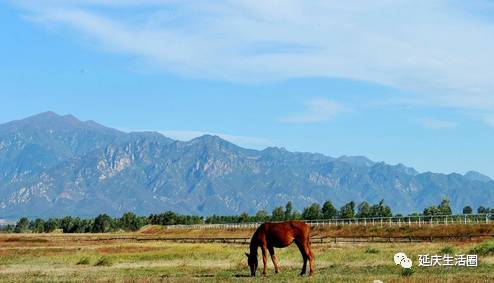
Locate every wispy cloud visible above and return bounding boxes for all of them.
[160,130,273,149]
[481,114,494,127]
[10,0,494,121]
[280,98,349,123]
[419,118,457,129]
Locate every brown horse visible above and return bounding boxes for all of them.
[245,220,314,276]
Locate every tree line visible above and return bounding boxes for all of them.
[0,199,492,234]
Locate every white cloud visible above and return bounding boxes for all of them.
[481,114,494,127]
[159,130,273,149]
[419,118,457,129]
[280,98,349,123]
[10,0,494,121]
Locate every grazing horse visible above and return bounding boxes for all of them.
[245,220,314,276]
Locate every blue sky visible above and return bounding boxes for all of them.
[1,1,494,178]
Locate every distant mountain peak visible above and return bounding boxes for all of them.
[4,112,122,134]
[22,111,64,122]
[188,134,242,152]
[191,134,227,144]
[263,146,288,152]
[464,171,492,183]
[19,111,79,124]
[1,112,493,219]
[35,111,59,117]
[336,155,375,167]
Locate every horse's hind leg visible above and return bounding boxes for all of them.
[295,241,308,276]
[268,246,280,273]
[306,240,315,276]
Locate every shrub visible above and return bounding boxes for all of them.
[76,257,90,265]
[439,246,455,254]
[365,247,380,254]
[94,256,113,266]
[470,240,494,256]
[401,268,414,277]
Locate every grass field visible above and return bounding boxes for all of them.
[0,228,493,282]
[141,223,494,238]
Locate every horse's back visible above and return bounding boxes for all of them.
[263,220,309,232]
[259,221,309,247]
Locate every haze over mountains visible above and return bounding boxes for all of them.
[0,112,493,219]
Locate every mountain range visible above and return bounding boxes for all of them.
[0,112,493,219]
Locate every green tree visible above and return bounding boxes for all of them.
[423,205,440,216]
[238,212,249,223]
[271,206,285,221]
[255,210,269,222]
[92,214,113,233]
[357,201,371,218]
[29,218,45,233]
[61,216,82,233]
[14,217,30,233]
[339,201,355,219]
[302,203,322,220]
[322,200,337,219]
[463,206,473,214]
[369,200,392,217]
[478,206,488,214]
[2,225,14,233]
[120,212,143,231]
[284,201,293,220]
[438,198,452,215]
[43,218,60,232]
[292,210,302,220]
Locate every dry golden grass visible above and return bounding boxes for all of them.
[0,225,493,282]
[139,223,494,239]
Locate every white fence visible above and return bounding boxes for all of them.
[165,213,493,230]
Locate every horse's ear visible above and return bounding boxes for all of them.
[245,253,250,257]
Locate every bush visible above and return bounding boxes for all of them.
[401,268,414,277]
[439,246,455,254]
[470,240,494,256]
[365,247,380,254]
[94,256,113,266]
[76,257,90,265]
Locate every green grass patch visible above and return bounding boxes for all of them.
[470,240,494,256]
[401,267,414,277]
[439,246,455,254]
[365,247,380,254]
[76,256,91,265]
[95,256,113,267]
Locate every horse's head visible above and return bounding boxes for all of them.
[245,252,258,276]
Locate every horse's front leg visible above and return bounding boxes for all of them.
[261,246,268,275]
[268,246,280,273]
